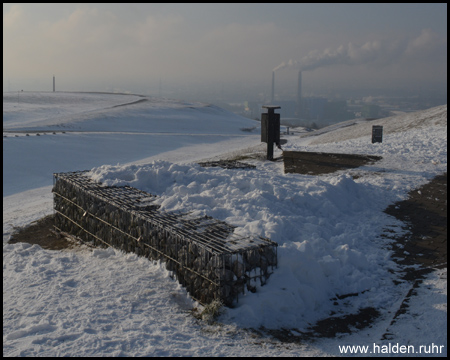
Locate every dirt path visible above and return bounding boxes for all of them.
[384,172,447,278]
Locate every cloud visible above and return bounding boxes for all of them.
[195,22,283,79]
[5,5,282,83]
[3,4,446,93]
[3,4,23,29]
[3,5,189,81]
[405,28,445,57]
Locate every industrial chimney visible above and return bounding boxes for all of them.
[53,75,55,92]
[297,70,302,119]
[271,71,275,104]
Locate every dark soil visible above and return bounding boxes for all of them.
[283,150,382,175]
[384,172,447,279]
[256,307,381,344]
[377,173,447,339]
[198,160,256,169]
[8,215,78,250]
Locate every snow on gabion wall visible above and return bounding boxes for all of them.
[52,171,278,306]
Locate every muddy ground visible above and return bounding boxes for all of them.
[283,150,382,175]
[384,172,447,277]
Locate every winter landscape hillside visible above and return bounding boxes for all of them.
[3,92,447,357]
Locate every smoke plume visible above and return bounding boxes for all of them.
[273,41,384,72]
[272,29,445,73]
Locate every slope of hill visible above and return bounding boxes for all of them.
[3,92,447,356]
[3,91,260,196]
[303,105,447,145]
[3,91,258,134]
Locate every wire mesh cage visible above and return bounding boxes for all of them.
[53,171,278,306]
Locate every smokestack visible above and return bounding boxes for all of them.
[53,75,55,92]
[271,71,275,104]
[297,70,302,119]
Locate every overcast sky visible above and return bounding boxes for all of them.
[3,3,447,99]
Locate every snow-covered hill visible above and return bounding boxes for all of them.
[3,92,259,196]
[3,92,447,356]
[3,91,258,134]
[302,105,447,145]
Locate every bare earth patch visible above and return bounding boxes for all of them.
[283,150,382,175]
[384,172,447,278]
[8,215,79,250]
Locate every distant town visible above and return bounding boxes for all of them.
[225,92,446,129]
[5,75,446,131]
[150,79,447,130]
[214,89,446,129]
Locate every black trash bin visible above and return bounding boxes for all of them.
[372,125,383,143]
[261,106,281,160]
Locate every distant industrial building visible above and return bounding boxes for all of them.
[361,104,381,119]
[303,97,327,120]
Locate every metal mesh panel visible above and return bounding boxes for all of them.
[53,171,277,306]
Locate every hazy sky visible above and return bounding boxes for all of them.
[3,3,447,99]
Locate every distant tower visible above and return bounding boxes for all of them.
[297,70,302,119]
[158,78,162,97]
[53,75,55,92]
[271,71,275,104]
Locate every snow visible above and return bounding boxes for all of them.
[3,91,447,356]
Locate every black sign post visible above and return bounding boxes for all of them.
[261,106,281,160]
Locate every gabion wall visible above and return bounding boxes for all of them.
[53,171,278,306]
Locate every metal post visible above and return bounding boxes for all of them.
[261,106,281,160]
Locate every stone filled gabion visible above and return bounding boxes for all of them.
[52,171,278,306]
